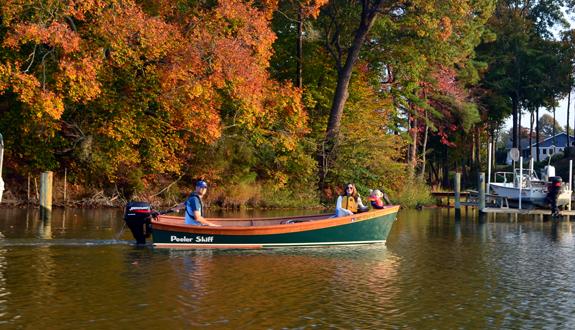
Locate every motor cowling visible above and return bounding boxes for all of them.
[124,201,153,245]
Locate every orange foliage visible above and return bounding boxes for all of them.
[301,0,329,19]
[5,21,82,54]
[0,0,308,180]
[438,17,453,41]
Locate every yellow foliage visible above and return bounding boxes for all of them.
[37,90,64,118]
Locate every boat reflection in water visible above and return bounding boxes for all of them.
[162,245,401,328]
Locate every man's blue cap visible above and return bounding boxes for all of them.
[196,180,208,188]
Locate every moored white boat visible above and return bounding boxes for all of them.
[490,166,572,208]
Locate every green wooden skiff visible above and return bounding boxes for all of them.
[151,205,399,249]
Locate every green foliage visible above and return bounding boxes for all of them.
[259,182,321,208]
[323,73,407,199]
[476,1,573,129]
[393,177,434,208]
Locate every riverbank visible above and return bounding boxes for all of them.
[0,178,328,211]
[0,175,434,210]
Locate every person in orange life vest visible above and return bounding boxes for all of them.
[368,189,392,209]
[172,180,220,226]
[368,189,385,209]
[336,183,367,217]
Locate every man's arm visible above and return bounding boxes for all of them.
[193,210,220,226]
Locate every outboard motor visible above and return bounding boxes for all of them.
[124,201,153,245]
[542,165,556,182]
[546,176,563,217]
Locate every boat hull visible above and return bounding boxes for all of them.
[151,206,399,249]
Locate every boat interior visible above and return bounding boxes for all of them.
[154,206,397,227]
[157,212,333,227]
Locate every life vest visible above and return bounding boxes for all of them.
[343,196,358,213]
[185,193,204,220]
[368,196,384,208]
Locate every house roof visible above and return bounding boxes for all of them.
[505,138,532,150]
[522,132,575,149]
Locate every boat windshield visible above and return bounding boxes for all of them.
[512,168,541,187]
[494,169,541,188]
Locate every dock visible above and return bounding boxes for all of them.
[431,190,574,218]
[482,208,575,215]
[430,144,575,219]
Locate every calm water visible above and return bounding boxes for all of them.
[0,207,574,329]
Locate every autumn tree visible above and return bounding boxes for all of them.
[0,0,312,200]
[308,0,495,190]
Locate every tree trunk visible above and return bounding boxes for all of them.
[319,1,383,189]
[536,107,540,162]
[419,111,429,179]
[512,96,519,148]
[324,20,377,141]
[475,127,481,173]
[408,116,418,178]
[491,131,496,177]
[442,148,449,189]
[469,132,475,180]
[553,104,556,147]
[296,6,303,89]
[567,89,571,147]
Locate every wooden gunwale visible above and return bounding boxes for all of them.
[152,205,400,236]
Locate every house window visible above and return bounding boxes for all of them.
[543,149,547,155]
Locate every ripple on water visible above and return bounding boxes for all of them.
[2,208,575,328]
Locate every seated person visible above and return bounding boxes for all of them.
[368,189,392,209]
[368,189,385,209]
[336,183,368,217]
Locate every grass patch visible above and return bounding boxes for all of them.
[393,178,434,208]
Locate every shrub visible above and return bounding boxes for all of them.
[394,178,434,208]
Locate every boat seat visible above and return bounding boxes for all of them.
[281,219,310,225]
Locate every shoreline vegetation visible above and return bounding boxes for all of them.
[0,175,434,210]
[1,2,572,211]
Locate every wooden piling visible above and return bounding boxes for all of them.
[40,171,53,214]
[569,160,573,211]
[454,173,461,219]
[454,173,461,210]
[63,168,67,203]
[479,172,486,212]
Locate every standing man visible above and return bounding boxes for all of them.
[173,180,219,226]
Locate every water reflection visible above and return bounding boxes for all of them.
[38,216,52,239]
[0,208,125,240]
[0,247,8,321]
[155,247,401,328]
[0,208,574,328]
[389,209,575,329]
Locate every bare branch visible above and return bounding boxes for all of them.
[24,45,38,73]
[65,16,77,32]
[150,175,184,198]
[275,9,300,24]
